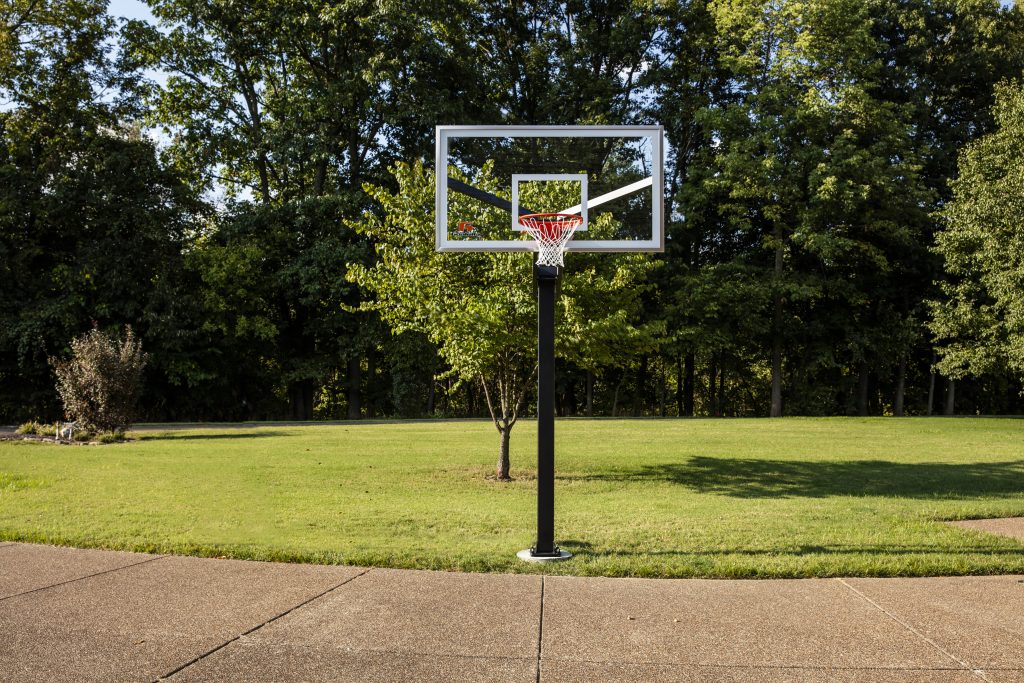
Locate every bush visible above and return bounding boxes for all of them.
[15,421,40,435]
[50,326,148,433]
[97,431,126,444]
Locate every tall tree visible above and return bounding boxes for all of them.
[0,0,201,421]
[461,0,659,125]
[697,0,934,416]
[125,0,487,417]
[647,0,742,416]
[929,81,1024,388]
[869,0,1024,414]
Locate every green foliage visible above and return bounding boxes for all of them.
[180,195,372,419]
[0,0,204,422]
[3,0,1024,421]
[351,161,661,472]
[96,431,126,444]
[930,81,1024,384]
[50,326,148,432]
[386,332,438,418]
[14,421,39,435]
[354,161,661,374]
[127,0,473,201]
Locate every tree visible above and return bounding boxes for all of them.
[929,81,1024,387]
[0,0,202,422]
[352,161,660,479]
[869,0,1024,414]
[462,0,659,125]
[182,196,370,419]
[695,0,935,416]
[647,0,745,416]
[125,0,480,416]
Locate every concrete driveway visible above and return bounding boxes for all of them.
[1,542,1021,682]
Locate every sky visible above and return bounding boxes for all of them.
[108,0,156,23]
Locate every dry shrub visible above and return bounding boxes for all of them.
[50,326,148,433]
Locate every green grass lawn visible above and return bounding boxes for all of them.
[2,417,1023,578]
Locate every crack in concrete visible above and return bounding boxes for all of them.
[0,552,167,603]
[154,568,370,682]
[836,578,992,682]
[535,575,545,683]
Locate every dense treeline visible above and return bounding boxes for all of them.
[2,0,1024,424]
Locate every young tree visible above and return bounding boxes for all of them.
[351,161,660,479]
[929,81,1024,388]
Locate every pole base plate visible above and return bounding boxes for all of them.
[517,548,573,563]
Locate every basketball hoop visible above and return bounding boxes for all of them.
[518,213,583,267]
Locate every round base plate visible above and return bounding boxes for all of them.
[517,548,573,563]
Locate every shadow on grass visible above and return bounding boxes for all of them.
[566,456,1024,499]
[570,544,1024,559]
[137,431,289,441]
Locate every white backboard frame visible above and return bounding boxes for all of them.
[435,125,664,253]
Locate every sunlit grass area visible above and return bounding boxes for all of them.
[2,417,1023,578]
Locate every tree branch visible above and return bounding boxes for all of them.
[479,375,500,432]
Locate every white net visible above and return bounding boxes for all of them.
[518,213,583,267]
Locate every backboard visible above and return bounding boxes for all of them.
[435,125,664,253]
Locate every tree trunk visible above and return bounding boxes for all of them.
[683,352,695,417]
[611,372,623,417]
[466,381,475,417]
[771,226,784,417]
[427,378,435,415]
[365,347,376,419]
[708,355,718,417]
[927,351,937,416]
[347,356,361,419]
[675,355,683,416]
[944,378,955,416]
[659,358,666,417]
[289,379,315,421]
[857,362,869,417]
[565,377,577,416]
[894,360,906,417]
[586,370,594,417]
[718,361,726,416]
[770,331,783,417]
[633,355,648,417]
[497,427,511,480]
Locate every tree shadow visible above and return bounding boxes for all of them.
[136,432,289,441]
[567,456,1024,499]
[578,544,1024,559]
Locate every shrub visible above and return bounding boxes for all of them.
[97,431,125,444]
[50,326,148,433]
[15,421,40,435]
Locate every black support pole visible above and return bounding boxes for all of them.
[533,263,559,557]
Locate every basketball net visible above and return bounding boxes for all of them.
[518,213,583,267]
